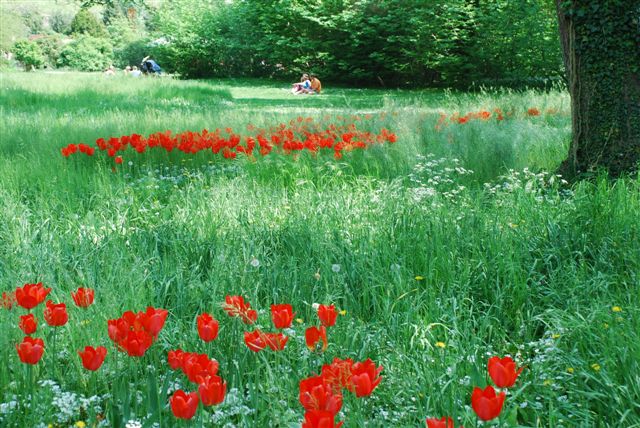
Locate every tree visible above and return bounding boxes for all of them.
[12,40,45,70]
[70,8,107,37]
[555,1,640,178]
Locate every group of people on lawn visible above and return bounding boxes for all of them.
[292,73,322,95]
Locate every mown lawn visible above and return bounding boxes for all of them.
[0,72,638,427]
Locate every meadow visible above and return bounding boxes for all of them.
[0,72,638,427]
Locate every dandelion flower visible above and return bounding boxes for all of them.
[250,257,260,268]
[339,309,347,316]
[567,367,574,374]
[331,264,341,273]
[435,341,446,348]
[415,276,425,281]
[611,306,622,312]
[591,363,601,372]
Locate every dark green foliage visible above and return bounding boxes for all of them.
[50,10,75,34]
[70,8,107,37]
[556,0,640,177]
[153,0,563,87]
[12,39,45,70]
[113,38,151,68]
[20,10,44,35]
[57,36,113,71]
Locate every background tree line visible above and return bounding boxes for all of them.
[2,0,563,88]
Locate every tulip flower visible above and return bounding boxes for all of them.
[305,326,328,352]
[488,356,523,388]
[264,332,288,351]
[426,416,460,428]
[471,385,505,421]
[15,283,51,310]
[348,359,383,397]
[120,330,153,357]
[168,349,185,370]
[19,314,38,335]
[299,375,342,414]
[244,330,266,352]
[71,287,95,308]
[302,410,343,428]
[78,346,107,371]
[223,295,257,324]
[197,313,219,342]
[43,300,68,327]
[271,304,294,329]
[317,304,337,327]
[16,336,44,364]
[182,353,219,383]
[2,291,16,309]
[141,306,168,338]
[197,374,226,406]
[321,358,354,391]
[170,390,199,419]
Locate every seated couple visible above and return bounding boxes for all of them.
[292,74,322,95]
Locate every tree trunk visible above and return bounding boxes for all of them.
[555,0,640,178]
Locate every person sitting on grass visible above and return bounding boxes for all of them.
[309,74,322,94]
[292,73,311,95]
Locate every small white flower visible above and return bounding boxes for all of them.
[250,257,260,268]
[331,264,341,273]
[312,303,320,310]
[128,161,133,166]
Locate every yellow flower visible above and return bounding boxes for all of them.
[567,367,574,374]
[591,363,601,372]
[551,333,561,339]
[603,322,609,329]
[295,318,304,324]
[415,276,425,281]
[435,341,446,348]
[75,422,86,428]
[611,306,622,312]
[339,309,347,316]
[543,379,553,386]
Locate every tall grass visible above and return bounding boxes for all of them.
[0,72,638,427]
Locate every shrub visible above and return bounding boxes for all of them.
[50,10,75,34]
[57,36,113,71]
[12,39,45,71]
[34,35,64,68]
[113,38,151,69]
[70,9,107,38]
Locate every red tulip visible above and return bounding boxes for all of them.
[299,375,343,414]
[244,330,266,352]
[19,314,37,335]
[43,300,68,327]
[141,306,168,338]
[488,356,523,388]
[15,283,51,310]
[197,374,226,406]
[120,330,153,357]
[426,416,460,428]
[115,156,123,164]
[471,385,505,421]
[197,313,219,342]
[271,304,294,329]
[78,346,107,371]
[302,410,343,428]
[2,291,16,309]
[223,295,257,324]
[348,359,383,397]
[305,326,328,352]
[16,336,44,364]
[107,317,130,344]
[71,287,95,307]
[318,304,337,327]
[168,349,185,370]
[264,332,289,351]
[182,353,219,383]
[170,390,199,419]
[321,358,354,392]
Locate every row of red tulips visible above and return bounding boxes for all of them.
[60,117,398,162]
[3,283,523,426]
[434,107,561,130]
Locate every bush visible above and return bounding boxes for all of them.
[70,9,107,38]
[113,38,151,69]
[12,39,45,71]
[50,10,75,34]
[34,35,64,68]
[57,36,113,71]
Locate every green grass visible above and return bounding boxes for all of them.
[0,71,638,427]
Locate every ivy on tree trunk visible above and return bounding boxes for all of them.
[555,0,640,178]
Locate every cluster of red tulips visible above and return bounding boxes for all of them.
[59,116,398,163]
[299,357,383,427]
[434,107,555,130]
[107,307,168,357]
[426,355,523,427]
